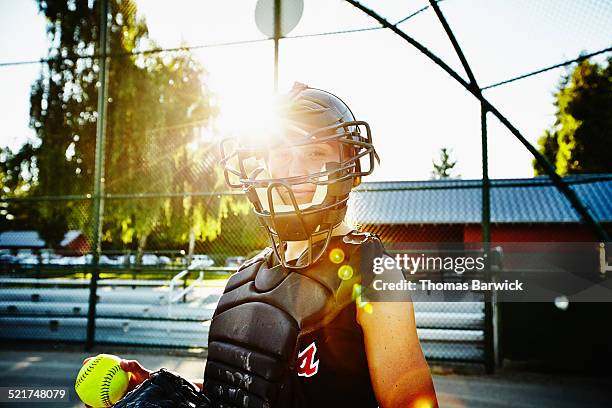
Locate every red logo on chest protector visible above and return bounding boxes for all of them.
[297,341,319,377]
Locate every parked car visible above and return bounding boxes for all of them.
[225,256,246,268]
[141,254,159,265]
[0,253,17,264]
[115,253,164,266]
[157,255,172,265]
[99,255,122,266]
[189,254,214,268]
[15,250,40,265]
[64,254,93,265]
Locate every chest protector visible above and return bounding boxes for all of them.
[202,231,383,408]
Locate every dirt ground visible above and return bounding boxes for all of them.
[0,343,610,408]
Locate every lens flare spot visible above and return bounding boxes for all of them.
[413,397,434,408]
[329,248,345,264]
[352,283,362,300]
[337,265,353,280]
[363,303,373,314]
[356,297,369,309]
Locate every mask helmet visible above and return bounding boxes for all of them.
[220,83,379,269]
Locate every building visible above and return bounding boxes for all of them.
[59,230,91,254]
[352,173,612,371]
[0,231,46,251]
[0,230,90,254]
[351,174,611,243]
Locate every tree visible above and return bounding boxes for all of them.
[0,144,41,232]
[431,147,459,179]
[534,57,612,175]
[20,0,217,252]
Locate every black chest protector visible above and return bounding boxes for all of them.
[202,231,383,408]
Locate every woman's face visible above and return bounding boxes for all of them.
[267,141,341,205]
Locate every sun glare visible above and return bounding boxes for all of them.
[215,92,284,148]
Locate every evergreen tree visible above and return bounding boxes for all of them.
[534,57,612,175]
[431,147,459,179]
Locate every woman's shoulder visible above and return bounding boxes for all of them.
[337,230,385,261]
[223,247,274,293]
[339,229,382,245]
[338,229,385,267]
[239,247,274,270]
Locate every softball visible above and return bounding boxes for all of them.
[75,354,129,407]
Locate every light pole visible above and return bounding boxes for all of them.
[86,0,110,351]
[255,0,304,93]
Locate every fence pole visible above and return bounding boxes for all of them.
[86,0,110,351]
[480,104,497,373]
[273,0,281,92]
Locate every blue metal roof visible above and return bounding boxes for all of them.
[0,231,46,248]
[349,174,612,224]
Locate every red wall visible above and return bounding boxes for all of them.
[363,223,600,244]
[361,224,464,243]
[463,223,599,243]
[66,235,91,254]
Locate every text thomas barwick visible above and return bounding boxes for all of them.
[372,279,524,291]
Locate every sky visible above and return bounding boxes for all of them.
[1,0,611,182]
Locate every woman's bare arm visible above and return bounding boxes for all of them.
[357,266,439,408]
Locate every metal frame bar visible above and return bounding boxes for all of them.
[343,0,609,244]
[427,0,497,373]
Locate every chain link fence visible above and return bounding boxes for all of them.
[1,0,611,373]
[3,177,610,364]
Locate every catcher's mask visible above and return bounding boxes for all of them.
[219,83,379,269]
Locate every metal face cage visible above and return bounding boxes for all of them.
[219,91,379,269]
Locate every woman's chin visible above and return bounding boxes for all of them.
[281,191,315,205]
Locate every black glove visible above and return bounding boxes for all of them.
[112,368,213,408]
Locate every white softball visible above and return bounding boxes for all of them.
[75,354,130,407]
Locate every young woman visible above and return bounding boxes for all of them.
[86,83,438,408]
